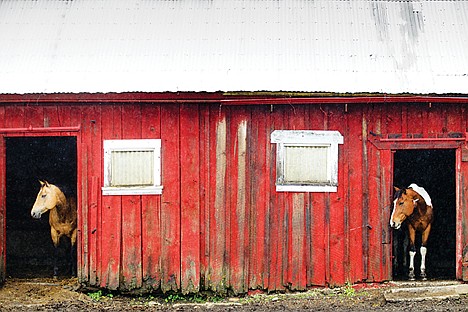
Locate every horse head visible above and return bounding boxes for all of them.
[390,186,420,230]
[31,180,60,219]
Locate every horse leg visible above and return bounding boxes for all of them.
[51,228,60,278]
[408,250,416,280]
[393,229,408,277]
[420,224,432,281]
[408,226,416,281]
[402,229,409,269]
[420,246,427,280]
[70,230,77,276]
[392,230,399,275]
[68,241,76,276]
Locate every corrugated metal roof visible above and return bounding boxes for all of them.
[0,0,467,94]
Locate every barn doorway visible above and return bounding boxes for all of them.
[392,149,456,280]
[5,136,77,278]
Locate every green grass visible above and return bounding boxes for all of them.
[341,283,356,297]
[164,292,225,303]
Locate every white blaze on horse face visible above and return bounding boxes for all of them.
[390,198,401,229]
[390,199,396,227]
[31,184,55,219]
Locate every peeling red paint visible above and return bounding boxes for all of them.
[0,99,467,292]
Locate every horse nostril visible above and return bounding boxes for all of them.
[389,221,400,229]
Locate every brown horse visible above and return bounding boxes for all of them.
[30,180,77,277]
[390,183,434,280]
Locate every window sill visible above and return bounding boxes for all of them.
[276,184,337,192]
[102,185,163,195]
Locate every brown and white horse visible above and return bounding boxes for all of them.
[31,180,77,277]
[390,183,434,280]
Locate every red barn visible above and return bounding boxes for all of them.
[1,1,468,293]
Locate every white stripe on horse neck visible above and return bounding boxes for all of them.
[408,183,432,207]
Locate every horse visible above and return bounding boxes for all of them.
[30,180,77,278]
[390,183,434,280]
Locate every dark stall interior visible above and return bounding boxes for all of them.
[6,136,77,278]
[392,149,456,280]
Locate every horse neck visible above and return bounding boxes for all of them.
[52,189,69,219]
[413,194,428,216]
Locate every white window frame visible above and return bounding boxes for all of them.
[102,139,163,195]
[271,130,343,192]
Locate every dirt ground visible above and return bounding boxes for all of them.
[0,278,468,311]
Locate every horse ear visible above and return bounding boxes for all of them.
[395,186,407,194]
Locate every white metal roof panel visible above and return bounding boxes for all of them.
[0,0,467,94]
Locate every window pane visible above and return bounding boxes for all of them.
[284,146,328,183]
[111,150,154,186]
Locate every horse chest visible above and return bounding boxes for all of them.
[408,210,433,231]
[409,219,427,231]
[49,209,74,235]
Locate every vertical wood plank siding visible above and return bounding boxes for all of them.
[2,102,468,292]
[0,106,5,282]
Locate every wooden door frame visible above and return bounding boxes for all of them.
[370,135,467,280]
[0,126,81,282]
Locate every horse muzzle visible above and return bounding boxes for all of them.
[31,210,43,219]
[390,221,401,230]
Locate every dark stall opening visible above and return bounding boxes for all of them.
[6,136,77,278]
[392,149,456,280]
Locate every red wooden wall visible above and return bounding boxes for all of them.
[0,101,468,293]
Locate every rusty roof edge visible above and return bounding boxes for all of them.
[0,92,467,105]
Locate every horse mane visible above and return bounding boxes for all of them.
[394,184,432,208]
[393,187,405,200]
[408,183,433,207]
